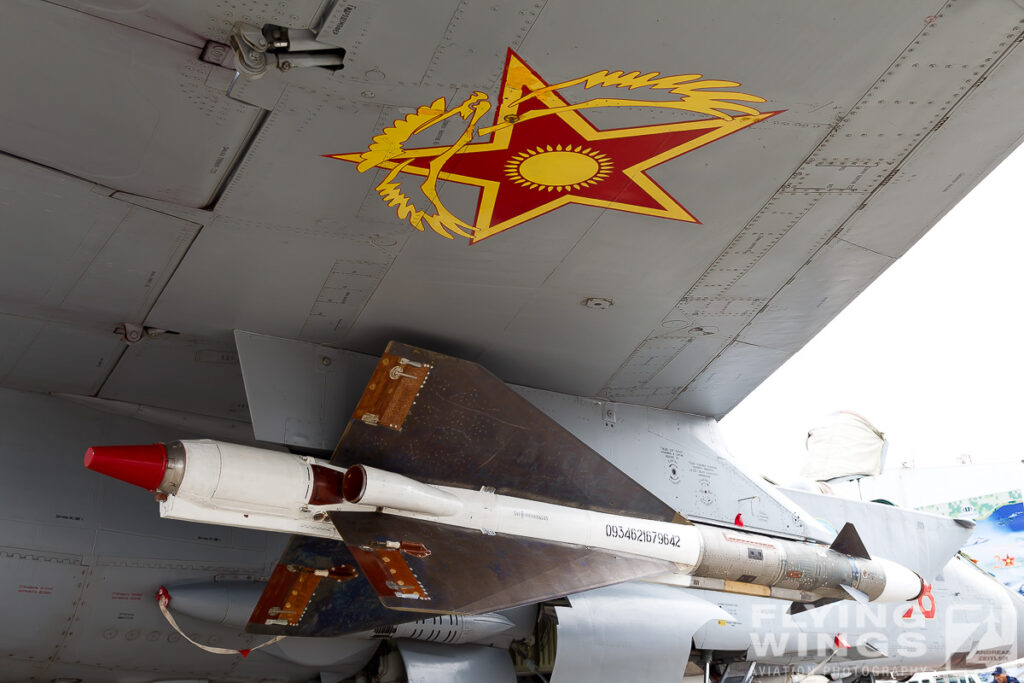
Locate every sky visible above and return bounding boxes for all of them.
[719,143,1024,483]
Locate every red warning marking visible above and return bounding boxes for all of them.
[918,583,936,619]
[17,585,53,595]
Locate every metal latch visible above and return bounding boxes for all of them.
[229,22,346,79]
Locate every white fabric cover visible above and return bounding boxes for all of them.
[801,411,886,481]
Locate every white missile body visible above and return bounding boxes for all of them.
[83,439,362,539]
[156,440,352,539]
[156,440,369,540]
[84,439,924,608]
[344,464,704,568]
[342,464,924,605]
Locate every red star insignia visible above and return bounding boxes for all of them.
[330,49,778,243]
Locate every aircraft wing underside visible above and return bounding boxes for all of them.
[2,0,1024,420]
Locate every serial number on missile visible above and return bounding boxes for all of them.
[605,524,681,546]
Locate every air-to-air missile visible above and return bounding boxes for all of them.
[85,437,923,612]
[84,342,929,634]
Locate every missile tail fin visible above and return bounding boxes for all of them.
[787,596,843,615]
[840,583,870,604]
[829,522,871,560]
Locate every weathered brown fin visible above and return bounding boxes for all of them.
[334,341,676,522]
[330,511,674,615]
[245,535,422,637]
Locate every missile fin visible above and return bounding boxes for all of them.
[332,341,678,522]
[829,522,871,560]
[840,583,870,604]
[787,597,843,615]
[864,637,889,657]
[331,511,675,615]
[245,534,415,637]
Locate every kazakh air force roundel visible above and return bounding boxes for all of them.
[327,49,778,243]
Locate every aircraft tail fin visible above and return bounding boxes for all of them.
[783,488,975,582]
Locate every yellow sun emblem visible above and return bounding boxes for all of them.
[504,145,613,192]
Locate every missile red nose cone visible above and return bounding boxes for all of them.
[84,444,168,491]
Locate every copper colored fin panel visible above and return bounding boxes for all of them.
[249,563,324,627]
[330,511,674,615]
[351,351,431,431]
[348,546,429,601]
